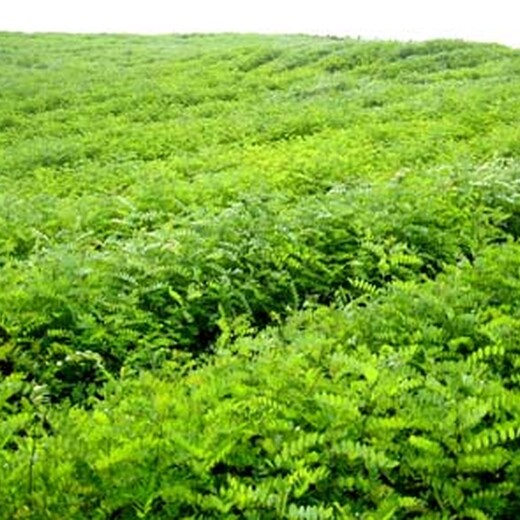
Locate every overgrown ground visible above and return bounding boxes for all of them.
[1,32,520,518]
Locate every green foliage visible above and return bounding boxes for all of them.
[1,161,518,393]
[1,32,520,517]
[3,263,520,517]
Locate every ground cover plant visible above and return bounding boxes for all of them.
[1,31,520,518]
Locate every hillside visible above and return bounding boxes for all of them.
[1,32,520,518]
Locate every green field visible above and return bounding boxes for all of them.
[1,32,520,518]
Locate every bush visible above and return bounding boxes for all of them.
[2,161,518,400]
[3,243,520,518]
[2,33,520,517]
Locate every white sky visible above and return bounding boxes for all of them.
[1,0,519,48]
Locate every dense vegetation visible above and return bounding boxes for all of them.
[1,31,520,518]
